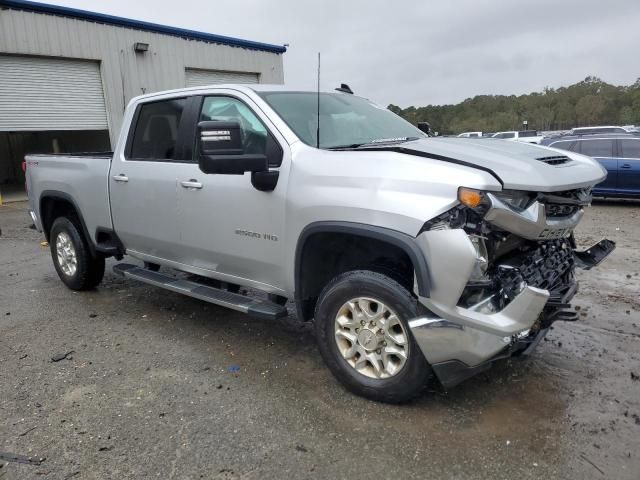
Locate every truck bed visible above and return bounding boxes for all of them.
[26,152,114,240]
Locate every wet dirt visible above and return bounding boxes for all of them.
[0,200,639,479]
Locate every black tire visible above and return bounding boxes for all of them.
[314,270,432,403]
[50,216,105,291]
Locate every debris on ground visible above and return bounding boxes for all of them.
[296,444,309,453]
[50,350,74,362]
[631,372,639,381]
[40,241,48,247]
[0,452,45,465]
[227,365,240,373]
[579,453,605,475]
[18,426,38,437]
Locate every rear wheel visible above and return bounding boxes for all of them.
[314,270,432,403]
[50,216,105,290]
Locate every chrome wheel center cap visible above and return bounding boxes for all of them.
[357,329,379,351]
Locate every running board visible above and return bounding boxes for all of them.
[113,263,288,320]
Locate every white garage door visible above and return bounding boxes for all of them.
[0,55,108,131]
[185,68,260,87]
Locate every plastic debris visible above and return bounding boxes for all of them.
[51,351,74,362]
[0,452,44,465]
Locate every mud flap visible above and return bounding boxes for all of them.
[574,239,615,270]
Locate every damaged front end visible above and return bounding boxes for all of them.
[410,187,615,388]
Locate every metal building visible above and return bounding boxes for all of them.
[0,0,286,201]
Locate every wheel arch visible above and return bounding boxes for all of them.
[294,221,431,321]
[39,190,96,256]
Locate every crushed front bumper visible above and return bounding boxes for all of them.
[410,229,615,389]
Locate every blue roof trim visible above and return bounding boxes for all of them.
[0,0,287,54]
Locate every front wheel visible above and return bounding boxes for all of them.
[314,270,432,403]
[50,216,105,291]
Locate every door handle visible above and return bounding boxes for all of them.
[181,180,203,189]
[620,164,632,169]
[112,174,129,182]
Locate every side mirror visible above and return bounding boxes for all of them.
[198,120,267,175]
[417,122,432,135]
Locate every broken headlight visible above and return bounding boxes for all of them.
[493,190,534,210]
[457,187,533,212]
[469,234,489,282]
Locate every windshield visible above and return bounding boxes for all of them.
[258,91,426,149]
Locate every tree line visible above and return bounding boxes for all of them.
[388,76,640,135]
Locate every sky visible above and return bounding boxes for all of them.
[50,0,640,108]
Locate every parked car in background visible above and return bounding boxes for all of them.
[546,134,640,197]
[457,131,482,138]
[492,130,544,144]
[570,126,635,135]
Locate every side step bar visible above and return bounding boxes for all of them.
[113,263,288,320]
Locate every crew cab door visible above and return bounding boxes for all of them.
[617,138,640,195]
[175,92,290,292]
[109,97,190,261]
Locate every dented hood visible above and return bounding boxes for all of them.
[395,137,607,192]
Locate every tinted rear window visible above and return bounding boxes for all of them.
[620,139,640,158]
[494,132,515,139]
[129,98,186,160]
[549,140,575,152]
[579,139,614,157]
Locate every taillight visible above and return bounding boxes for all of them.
[22,159,27,173]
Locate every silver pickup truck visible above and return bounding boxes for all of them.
[26,85,614,402]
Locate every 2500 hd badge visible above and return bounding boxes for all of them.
[235,229,279,242]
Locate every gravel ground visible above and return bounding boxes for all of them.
[1,200,639,480]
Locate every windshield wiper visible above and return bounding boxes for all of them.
[327,136,421,150]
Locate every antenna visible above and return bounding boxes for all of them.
[316,52,320,149]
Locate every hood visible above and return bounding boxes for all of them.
[387,137,607,192]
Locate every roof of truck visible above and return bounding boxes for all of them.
[128,85,357,104]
